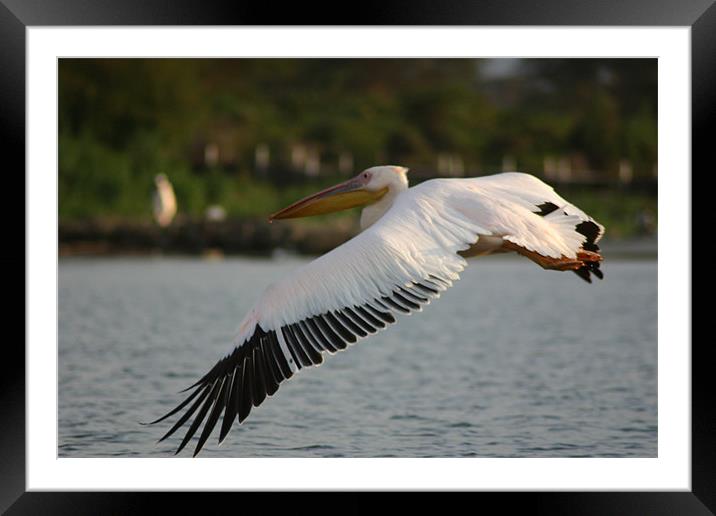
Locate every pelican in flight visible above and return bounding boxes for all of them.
[153,173,177,227]
[150,166,604,456]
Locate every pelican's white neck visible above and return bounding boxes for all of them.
[359,171,409,230]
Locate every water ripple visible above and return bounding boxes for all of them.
[59,257,657,458]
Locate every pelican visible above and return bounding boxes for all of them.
[153,173,177,227]
[150,166,604,456]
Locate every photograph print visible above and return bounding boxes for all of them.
[58,58,657,458]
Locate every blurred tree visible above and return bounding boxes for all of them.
[58,58,657,224]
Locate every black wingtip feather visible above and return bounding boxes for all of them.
[324,312,357,343]
[573,268,592,283]
[154,325,284,454]
[314,315,348,350]
[238,357,254,423]
[535,202,560,216]
[259,340,281,396]
[382,296,411,314]
[193,378,230,457]
[573,260,604,283]
[292,323,325,363]
[155,284,415,455]
[576,220,601,246]
[175,379,223,455]
[218,370,240,444]
[149,384,205,426]
[157,384,212,443]
[251,348,268,407]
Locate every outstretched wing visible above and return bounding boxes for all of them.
[470,172,604,248]
[151,172,604,456]
[467,172,605,281]
[150,182,486,456]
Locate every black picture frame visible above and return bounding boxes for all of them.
[4,1,707,513]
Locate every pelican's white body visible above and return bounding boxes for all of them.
[235,168,602,347]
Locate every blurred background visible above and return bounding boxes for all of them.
[59,58,657,256]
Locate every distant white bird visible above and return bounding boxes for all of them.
[150,166,604,456]
[153,173,177,227]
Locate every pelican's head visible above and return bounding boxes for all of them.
[269,165,409,221]
[154,173,169,186]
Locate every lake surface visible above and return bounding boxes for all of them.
[58,255,657,458]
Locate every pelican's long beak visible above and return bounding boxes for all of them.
[269,176,388,221]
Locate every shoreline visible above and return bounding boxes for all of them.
[59,218,657,260]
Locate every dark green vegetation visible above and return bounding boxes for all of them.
[59,59,657,241]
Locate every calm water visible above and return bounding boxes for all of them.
[59,255,657,458]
